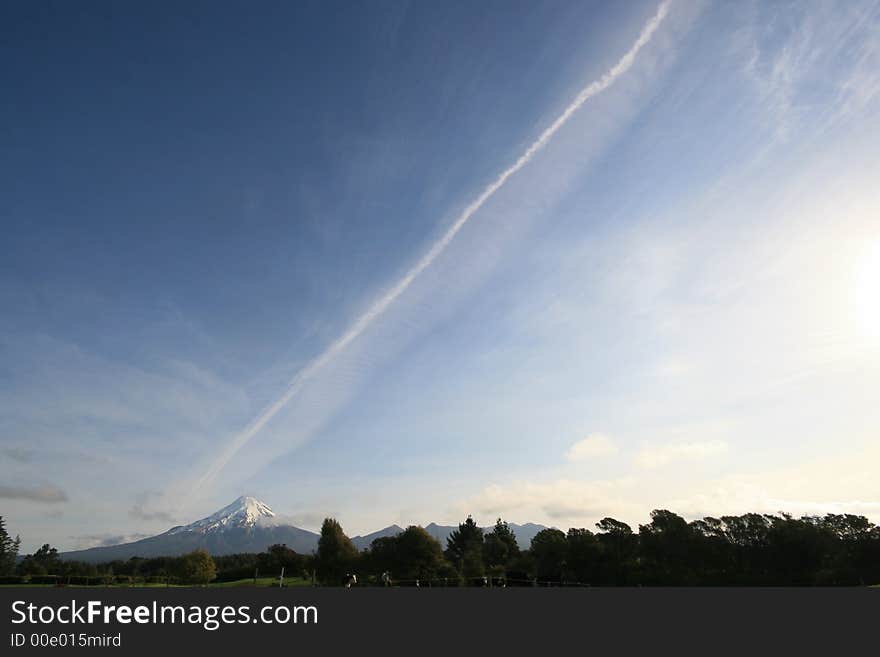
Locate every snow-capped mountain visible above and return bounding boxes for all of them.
[167,496,277,535]
[61,496,319,563]
[59,496,550,562]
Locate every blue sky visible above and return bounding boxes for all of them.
[2,0,880,551]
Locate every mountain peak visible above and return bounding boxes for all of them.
[231,495,274,513]
[230,495,275,518]
[169,496,275,535]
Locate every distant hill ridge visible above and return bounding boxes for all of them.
[60,496,547,562]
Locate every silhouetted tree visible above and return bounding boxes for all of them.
[765,514,833,585]
[483,518,520,574]
[566,528,601,584]
[394,526,447,582]
[821,514,879,585]
[0,517,20,576]
[689,517,733,584]
[259,544,304,577]
[316,518,359,585]
[530,529,568,583]
[639,510,696,585]
[595,517,637,585]
[17,544,61,576]
[446,516,484,582]
[483,534,508,573]
[367,535,398,579]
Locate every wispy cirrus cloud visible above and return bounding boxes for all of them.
[741,0,880,142]
[188,0,675,496]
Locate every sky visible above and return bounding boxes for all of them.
[2,0,880,552]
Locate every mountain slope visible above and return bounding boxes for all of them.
[351,524,404,551]
[425,522,547,550]
[61,497,319,563]
[59,496,549,562]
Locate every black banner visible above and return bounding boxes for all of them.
[1,588,877,654]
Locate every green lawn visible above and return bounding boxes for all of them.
[1,577,312,588]
[210,576,311,588]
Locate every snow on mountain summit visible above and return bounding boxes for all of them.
[169,496,276,534]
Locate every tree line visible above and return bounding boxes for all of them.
[2,510,879,586]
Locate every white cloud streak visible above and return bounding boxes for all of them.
[191,1,673,493]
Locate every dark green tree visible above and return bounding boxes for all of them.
[530,528,568,583]
[689,517,734,584]
[765,514,833,585]
[483,518,520,572]
[316,518,359,585]
[595,517,637,585]
[393,526,447,582]
[566,528,600,584]
[445,516,484,582]
[17,543,61,576]
[639,510,696,585]
[819,514,878,585]
[212,553,260,582]
[719,513,772,584]
[0,516,21,576]
[176,549,217,585]
[367,535,398,579]
[483,534,509,572]
[258,544,304,578]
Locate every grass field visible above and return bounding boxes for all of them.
[0,577,313,588]
[211,576,311,588]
